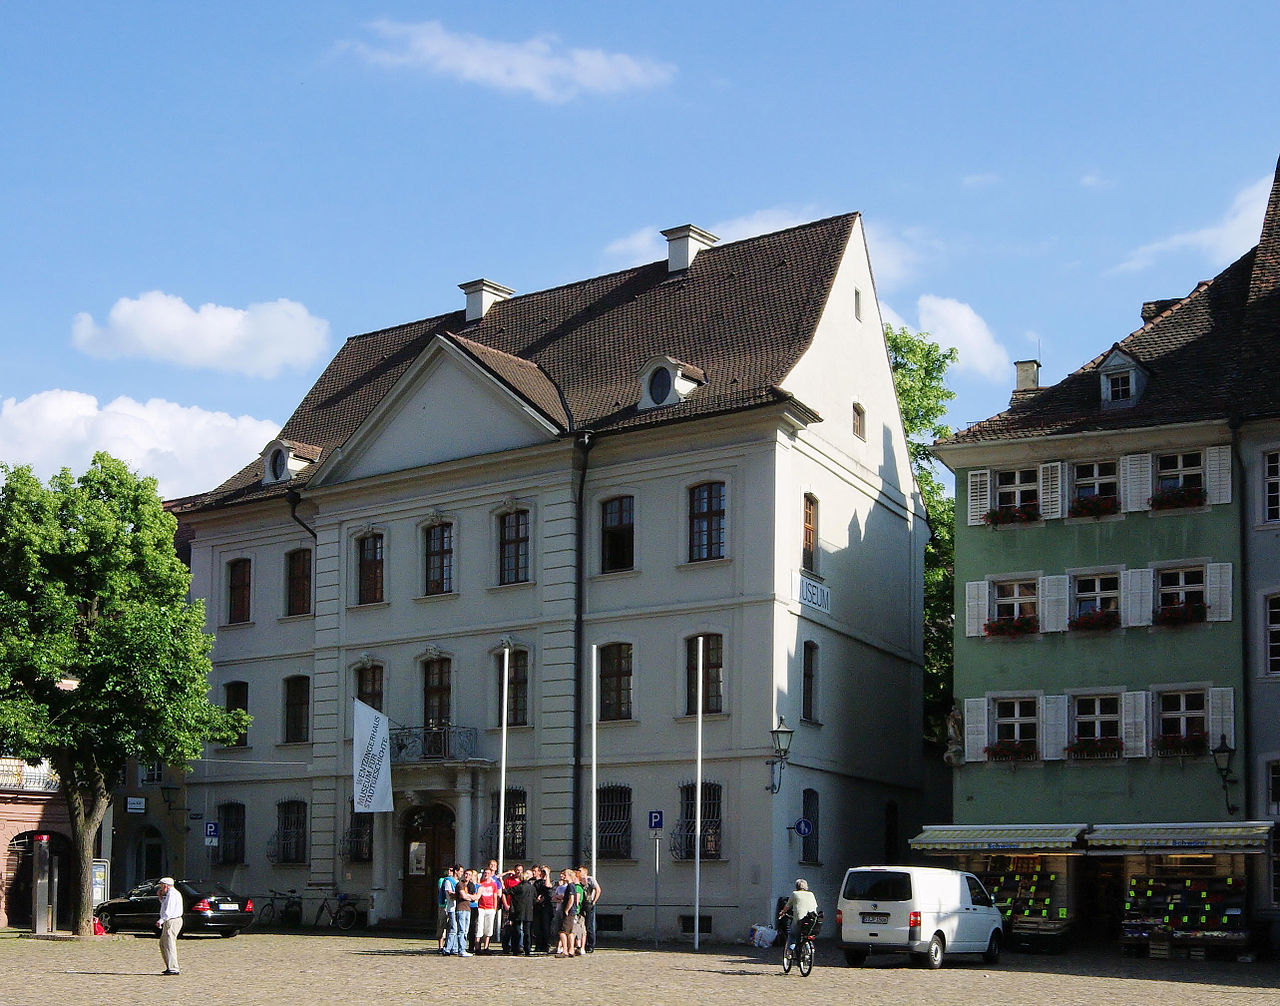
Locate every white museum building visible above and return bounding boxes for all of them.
[174,215,928,939]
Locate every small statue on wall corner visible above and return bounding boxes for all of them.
[943,703,965,767]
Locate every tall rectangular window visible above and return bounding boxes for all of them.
[218,803,246,865]
[685,635,723,715]
[356,663,383,711]
[499,510,530,585]
[227,558,251,623]
[357,533,384,604]
[600,643,632,721]
[802,642,818,722]
[802,494,818,572]
[1156,451,1203,491]
[1266,452,1280,522]
[600,496,634,573]
[424,523,453,595]
[673,782,722,860]
[598,785,632,859]
[1268,596,1280,675]
[225,681,248,747]
[689,482,725,562]
[423,658,451,724]
[285,548,311,616]
[800,788,819,864]
[345,801,372,863]
[275,800,307,864]
[498,650,529,726]
[284,675,310,743]
[489,788,527,860]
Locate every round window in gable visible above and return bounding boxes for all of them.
[648,367,673,405]
[270,449,288,482]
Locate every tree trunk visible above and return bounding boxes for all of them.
[54,753,111,937]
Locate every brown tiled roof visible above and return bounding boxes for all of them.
[178,214,858,513]
[938,157,1280,448]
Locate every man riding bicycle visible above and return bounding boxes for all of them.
[777,878,819,958]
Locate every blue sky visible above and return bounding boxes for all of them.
[2,2,1278,497]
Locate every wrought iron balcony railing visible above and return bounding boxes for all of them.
[0,758,59,792]
[389,724,479,764]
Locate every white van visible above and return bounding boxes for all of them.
[836,866,1004,968]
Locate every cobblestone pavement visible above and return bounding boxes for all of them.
[4,930,1280,1006]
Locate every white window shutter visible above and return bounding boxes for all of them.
[967,469,991,526]
[1121,568,1153,627]
[1038,462,1064,520]
[1122,690,1149,758]
[1038,575,1069,632]
[1040,694,1068,761]
[1120,453,1152,512]
[1208,686,1236,748]
[1205,445,1232,505]
[965,581,988,637]
[964,697,988,762]
[1206,562,1233,622]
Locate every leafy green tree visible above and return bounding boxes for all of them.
[0,453,247,935]
[885,324,958,743]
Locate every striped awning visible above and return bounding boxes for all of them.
[910,823,1087,852]
[1084,822,1273,853]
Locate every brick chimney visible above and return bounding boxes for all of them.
[459,278,515,322]
[660,225,719,272]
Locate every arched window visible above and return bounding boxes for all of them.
[600,643,632,721]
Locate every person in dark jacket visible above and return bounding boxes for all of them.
[532,865,555,953]
[507,870,536,956]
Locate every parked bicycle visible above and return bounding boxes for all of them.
[256,888,303,928]
[314,890,363,930]
[781,910,823,977]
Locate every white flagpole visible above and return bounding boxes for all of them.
[499,640,511,879]
[591,643,599,881]
[694,634,703,951]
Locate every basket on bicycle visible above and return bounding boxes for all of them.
[796,910,823,940]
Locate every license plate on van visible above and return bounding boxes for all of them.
[860,912,889,924]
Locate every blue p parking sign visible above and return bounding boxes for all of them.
[648,810,663,831]
[204,821,219,847]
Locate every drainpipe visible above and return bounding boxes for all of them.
[572,431,594,856]
[284,489,317,539]
[1228,414,1250,816]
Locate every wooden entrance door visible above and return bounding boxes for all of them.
[402,805,455,920]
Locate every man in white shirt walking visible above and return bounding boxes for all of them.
[156,877,183,975]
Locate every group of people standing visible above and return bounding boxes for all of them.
[437,859,602,958]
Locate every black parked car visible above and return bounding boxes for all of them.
[95,879,255,937]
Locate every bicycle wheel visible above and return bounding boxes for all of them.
[336,903,358,931]
[781,945,794,974]
[798,940,814,977]
[257,902,276,927]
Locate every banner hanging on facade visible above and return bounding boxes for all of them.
[353,699,393,813]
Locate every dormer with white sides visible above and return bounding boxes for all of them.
[661,225,719,272]
[1098,347,1148,410]
[459,278,515,323]
[638,355,705,410]
[261,439,318,485]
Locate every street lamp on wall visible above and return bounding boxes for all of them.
[766,716,794,795]
[1210,734,1240,816]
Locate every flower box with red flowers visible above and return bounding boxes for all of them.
[1148,486,1207,510]
[1152,601,1208,627]
[983,739,1038,762]
[1153,731,1208,758]
[983,614,1039,637]
[982,503,1041,526]
[1068,494,1121,518]
[1068,608,1121,632]
[1065,736,1123,760]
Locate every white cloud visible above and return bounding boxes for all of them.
[351,19,675,102]
[879,301,909,332]
[604,207,817,266]
[0,390,280,500]
[962,172,1002,188]
[864,222,929,291]
[916,295,1011,381]
[71,291,329,378]
[1113,175,1271,273]
[1079,171,1113,189]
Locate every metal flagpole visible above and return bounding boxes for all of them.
[694,634,703,951]
[498,638,511,879]
[591,643,598,882]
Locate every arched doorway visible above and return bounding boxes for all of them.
[402,804,454,920]
[5,832,74,929]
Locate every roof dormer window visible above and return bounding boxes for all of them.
[1108,372,1131,402]
[1098,347,1147,410]
[638,355,705,411]
[260,439,319,485]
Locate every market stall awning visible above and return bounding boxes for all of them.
[909,823,1087,852]
[1084,822,1273,853]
